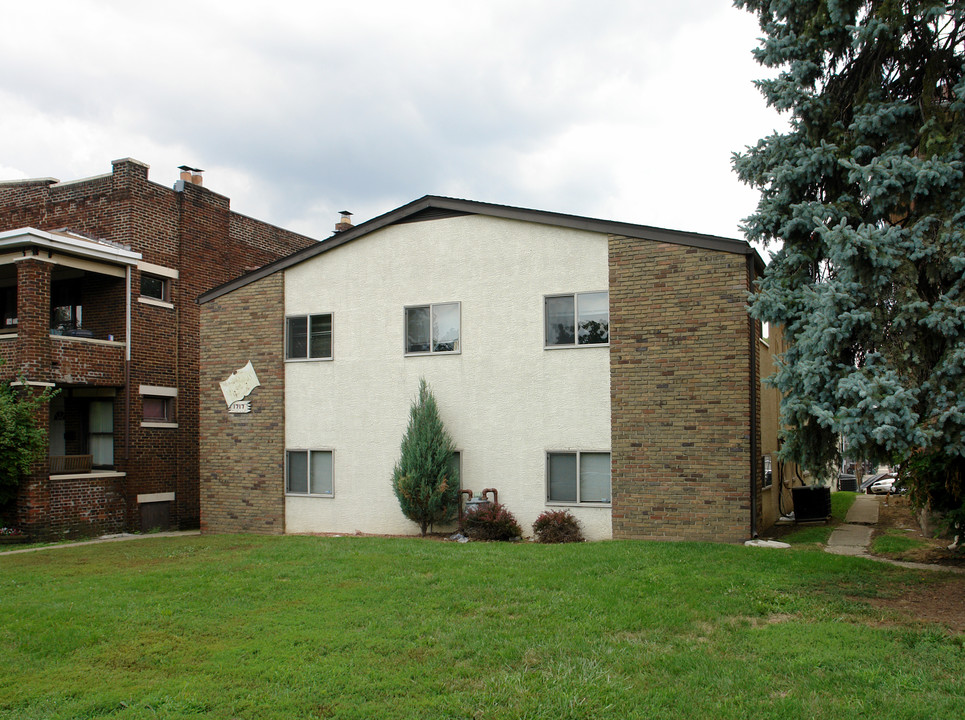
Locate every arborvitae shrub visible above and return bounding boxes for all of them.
[532,509,585,543]
[391,378,459,536]
[461,502,522,541]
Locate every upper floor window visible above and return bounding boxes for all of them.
[137,262,177,308]
[286,313,333,360]
[1,285,16,330]
[405,302,460,354]
[140,274,169,302]
[545,292,609,347]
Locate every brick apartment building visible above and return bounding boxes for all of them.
[199,196,780,542]
[0,158,318,539]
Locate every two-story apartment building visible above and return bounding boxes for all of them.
[0,159,318,539]
[199,196,775,542]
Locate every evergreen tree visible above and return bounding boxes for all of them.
[734,3,965,524]
[392,378,459,536]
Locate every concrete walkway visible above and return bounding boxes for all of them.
[826,494,965,574]
[0,529,200,556]
[825,493,879,556]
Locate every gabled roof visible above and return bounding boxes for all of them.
[198,195,762,304]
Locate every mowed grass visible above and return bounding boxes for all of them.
[1,535,963,720]
[873,530,930,557]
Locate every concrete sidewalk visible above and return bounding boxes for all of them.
[825,494,965,574]
[825,493,879,556]
[0,530,200,556]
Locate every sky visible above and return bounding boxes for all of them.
[0,1,786,249]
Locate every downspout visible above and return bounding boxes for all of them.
[747,254,758,539]
[124,264,131,460]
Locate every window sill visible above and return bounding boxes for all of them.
[404,350,462,357]
[285,493,335,499]
[138,297,174,310]
[545,501,612,508]
[138,492,175,503]
[285,357,334,363]
[544,343,610,350]
[141,421,178,429]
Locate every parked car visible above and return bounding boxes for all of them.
[860,472,895,493]
[868,476,904,495]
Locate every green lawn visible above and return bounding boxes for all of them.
[1,535,962,720]
[873,530,931,558]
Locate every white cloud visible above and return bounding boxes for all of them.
[0,0,785,244]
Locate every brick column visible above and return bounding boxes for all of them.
[13,257,53,538]
[16,390,51,538]
[15,257,52,382]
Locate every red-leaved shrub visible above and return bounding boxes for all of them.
[461,502,523,541]
[532,509,585,543]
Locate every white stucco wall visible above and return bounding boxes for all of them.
[284,214,612,539]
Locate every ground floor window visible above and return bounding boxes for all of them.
[546,451,611,504]
[286,450,334,496]
[89,400,113,467]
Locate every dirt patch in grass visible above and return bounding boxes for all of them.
[862,578,965,634]
[862,495,965,634]
[872,495,965,568]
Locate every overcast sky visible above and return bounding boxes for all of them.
[1,1,785,248]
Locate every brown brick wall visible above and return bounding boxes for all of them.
[199,272,286,534]
[0,159,316,538]
[609,236,761,542]
[0,337,14,366]
[45,475,126,538]
[50,337,125,385]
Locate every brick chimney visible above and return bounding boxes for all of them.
[335,210,353,233]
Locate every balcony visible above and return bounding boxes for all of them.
[0,227,140,385]
[50,334,126,385]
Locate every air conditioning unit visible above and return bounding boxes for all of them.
[792,486,832,522]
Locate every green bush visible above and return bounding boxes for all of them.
[532,509,585,543]
[0,367,56,505]
[461,502,522,542]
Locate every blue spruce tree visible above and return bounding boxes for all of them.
[734,2,965,529]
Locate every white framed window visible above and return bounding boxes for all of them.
[544,292,609,347]
[286,313,333,360]
[763,455,773,489]
[286,450,334,496]
[546,451,611,504]
[405,302,460,354]
[139,385,178,428]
